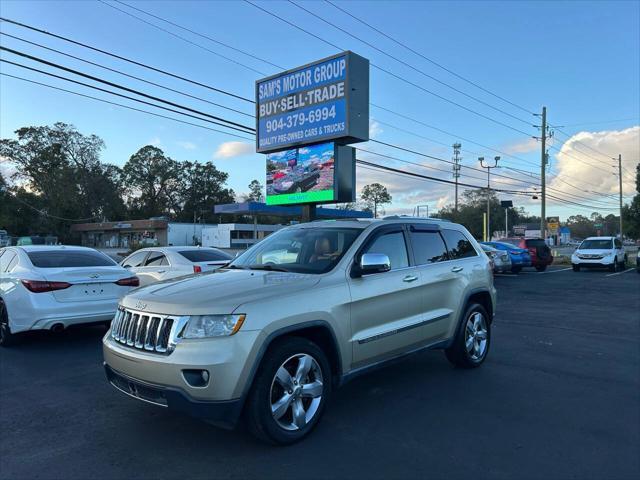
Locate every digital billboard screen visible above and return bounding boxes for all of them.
[265,141,355,206]
[256,51,369,154]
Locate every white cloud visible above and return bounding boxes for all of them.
[214,141,254,159]
[177,141,197,150]
[148,137,162,147]
[502,137,539,154]
[549,126,639,200]
[369,119,383,139]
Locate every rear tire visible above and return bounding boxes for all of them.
[0,300,18,347]
[245,337,332,445]
[511,266,521,274]
[445,303,491,369]
[572,264,580,272]
[535,265,547,272]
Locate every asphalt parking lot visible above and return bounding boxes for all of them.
[1,266,638,480]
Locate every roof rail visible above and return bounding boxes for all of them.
[382,215,451,222]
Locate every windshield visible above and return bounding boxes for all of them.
[229,227,363,274]
[579,239,613,250]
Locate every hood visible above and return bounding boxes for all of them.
[120,269,321,316]
[574,249,613,256]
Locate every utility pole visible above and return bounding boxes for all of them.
[452,143,462,212]
[618,154,623,239]
[539,106,547,241]
[479,156,500,241]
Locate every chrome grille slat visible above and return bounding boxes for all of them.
[110,308,177,355]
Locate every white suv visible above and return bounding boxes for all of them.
[571,236,626,272]
[103,218,497,444]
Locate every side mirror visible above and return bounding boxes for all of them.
[356,253,391,276]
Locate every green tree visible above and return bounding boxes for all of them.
[0,123,123,241]
[361,183,392,218]
[176,161,235,223]
[621,163,640,239]
[244,179,264,202]
[121,146,183,218]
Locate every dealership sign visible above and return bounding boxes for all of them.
[266,141,355,206]
[256,51,369,154]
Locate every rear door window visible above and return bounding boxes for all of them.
[363,230,409,270]
[441,230,478,259]
[409,230,449,264]
[144,252,169,267]
[122,251,148,268]
[27,250,116,268]
[178,250,232,262]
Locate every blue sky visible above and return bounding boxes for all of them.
[1,0,638,220]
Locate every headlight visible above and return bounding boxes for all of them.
[181,314,246,338]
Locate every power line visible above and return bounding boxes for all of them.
[0,73,255,141]
[0,47,255,133]
[0,32,254,118]
[0,16,254,103]
[243,0,534,137]
[96,0,268,76]
[323,0,535,116]
[288,0,533,127]
[112,0,284,70]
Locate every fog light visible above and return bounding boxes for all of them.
[182,369,210,387]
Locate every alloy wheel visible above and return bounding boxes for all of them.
[464,312,488,362]
[270,353,324,431]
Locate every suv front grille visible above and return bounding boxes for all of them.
[110,307,175,354]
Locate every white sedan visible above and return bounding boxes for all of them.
[119,246,233,286]
[0,246,139,346]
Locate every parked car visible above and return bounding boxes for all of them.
[104,217,496,444]
[571,236,627,272]
[0,230,9,247]
[272,169,320,194]
[636,253,640,273]
[499,237,553,271]
[120,246,233,286]
[0,245,138,346]
[483,241,531,273]
[480,243,512,273]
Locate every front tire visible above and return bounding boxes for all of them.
[245,337,331,445]
[0,300,18,347]
[511,266,522,274]
[572,264,580,272]
[445,303,491,368]
[609,261,619,272]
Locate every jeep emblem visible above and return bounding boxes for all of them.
[135,301,147,310]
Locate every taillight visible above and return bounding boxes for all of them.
[193,265,202,273]
[21,280,71,293]
[115,276,139,287]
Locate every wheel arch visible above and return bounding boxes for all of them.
[445,288,495,349]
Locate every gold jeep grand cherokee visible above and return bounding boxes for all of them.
[103,217,496,444]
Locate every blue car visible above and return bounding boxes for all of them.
[482,241,532,273]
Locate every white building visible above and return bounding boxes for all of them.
[167,222,218,246]
[202,223,283,249]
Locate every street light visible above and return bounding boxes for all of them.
[479,156,500,241]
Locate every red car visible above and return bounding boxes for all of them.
[500,237,554,271]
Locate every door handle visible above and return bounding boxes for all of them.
[403,275,419,282]
[157,270,166,274]
[451,266,464,273]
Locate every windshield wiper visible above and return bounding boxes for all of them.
[221,264,246,270]
[248,264,290,272]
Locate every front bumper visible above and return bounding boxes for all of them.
[572,256,614,267]
[104,364,243,429]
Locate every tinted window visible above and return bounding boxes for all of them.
[179,250,232,263]
[441,230,478,259]
[614,239,622,248]
[145,252,168,266]
[364,231,409,270]
[121,251,148,268]
[410,231,449,264]
[1,252,16,272]
[27,250,115,268]
[525,239,547,248]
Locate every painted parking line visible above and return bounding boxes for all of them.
[519,267,573,274]
[605,268,635,277]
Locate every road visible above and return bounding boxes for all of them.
[1,267,638,479]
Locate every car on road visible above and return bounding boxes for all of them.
[637,253,640,273]
[571,236,627,272]
[0,245,138,346]
[500,237,553,271]
[482,241,531,273]
[480,243,512,273]
[120,246,233,286]
[103,217,496,444]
